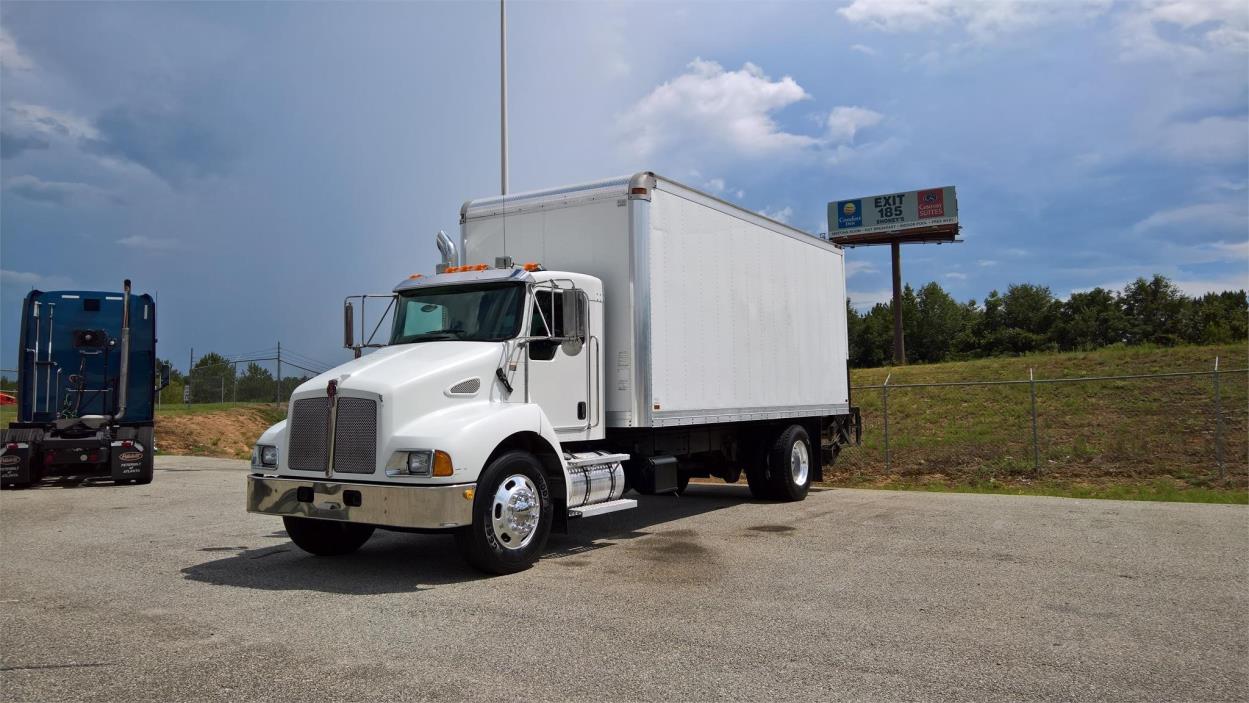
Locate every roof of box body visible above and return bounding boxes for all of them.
[460,171,833,250]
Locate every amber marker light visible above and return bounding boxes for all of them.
[432,450,455,477]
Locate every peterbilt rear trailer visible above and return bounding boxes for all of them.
[246,172,860,574]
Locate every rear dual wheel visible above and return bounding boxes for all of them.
[745,424,812,502]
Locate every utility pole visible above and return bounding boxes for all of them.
[891,241,905,365]
[500,0,508,196]
[275,341,282,406]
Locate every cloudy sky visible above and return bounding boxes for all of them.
[2,0,1246,373]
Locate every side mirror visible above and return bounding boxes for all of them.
[343,301,355,349]
[157,363,171,391]
[561,290,585,355]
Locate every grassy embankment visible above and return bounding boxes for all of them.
[835,343,1248,504]
[0,402,285,461]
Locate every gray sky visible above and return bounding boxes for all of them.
[2,1,1246,373]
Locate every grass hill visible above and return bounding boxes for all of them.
[836,343,1247,503]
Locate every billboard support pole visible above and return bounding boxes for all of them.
[891,241,905,365]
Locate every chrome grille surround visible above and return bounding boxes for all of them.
[287,397,330,471]
[331,397,378,474]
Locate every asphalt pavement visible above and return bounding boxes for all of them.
[1,456,1246,702]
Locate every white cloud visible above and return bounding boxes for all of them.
[117,235,181,251]
[4,175,118,205]
[1154,116,1249,164]
[0,28,33,72]
[977,259,998,267]
[845,260,878,278]
[944,272,968,280]
[759,205,793,223]
[847,289,893,309]
[837,0,1112,41]
[1,269,74,289]
[849,44,878,56]
[6,103,99,141]
[1133,201,1247,235]
[704,177,726,193]
[1119,0,1249,60]
[618,58,816,159]
[825,106,883,143]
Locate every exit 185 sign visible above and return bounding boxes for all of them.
[829,186,958,237]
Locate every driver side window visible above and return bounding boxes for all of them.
[529,290,564,361]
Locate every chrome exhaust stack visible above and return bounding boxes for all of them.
[115,279,131,421]
[435,230,459,273]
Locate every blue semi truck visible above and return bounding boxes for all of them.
[1,280,168,488]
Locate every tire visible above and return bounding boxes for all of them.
[455,450,553,575]
[766,424,812,502]
[283,516,375,556]
[745,464,772,499]
[743,435,773,499]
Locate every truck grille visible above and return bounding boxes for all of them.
[331,397,377,474]
[286,396,377,474]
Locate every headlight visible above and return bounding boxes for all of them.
[385,449,452,477]
[253,444,278,468]
[387,450,431,476]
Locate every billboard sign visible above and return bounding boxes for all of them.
[828,186,958,238]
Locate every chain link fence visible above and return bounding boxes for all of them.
[159,345,336,408]
[837,357,1248,488]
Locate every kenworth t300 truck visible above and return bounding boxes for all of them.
[2,280,168,488]
[247,173,860,573]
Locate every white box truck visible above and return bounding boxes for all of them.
[247,172,860,573]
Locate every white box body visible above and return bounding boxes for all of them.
[461,172,850,429]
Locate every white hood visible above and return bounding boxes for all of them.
[293,341,503,400]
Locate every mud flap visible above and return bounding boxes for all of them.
[110,445,145,480]
[0,444,31,485]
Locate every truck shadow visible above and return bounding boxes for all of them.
[180,483,757,594]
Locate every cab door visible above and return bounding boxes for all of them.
[525,288,589,436]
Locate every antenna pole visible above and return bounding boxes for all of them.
[500,0,508,195]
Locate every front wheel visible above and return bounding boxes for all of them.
[455,450,553,575]
[283,516,375,556]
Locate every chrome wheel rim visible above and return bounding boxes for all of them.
[790,439,810,485]
[492,474,541,550]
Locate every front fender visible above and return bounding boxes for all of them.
[389,402,566,488]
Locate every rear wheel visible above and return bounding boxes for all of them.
[455,450,552,575]
[284,516,375,556]
[766,424,812,502]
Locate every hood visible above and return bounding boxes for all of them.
[293,341,503,399]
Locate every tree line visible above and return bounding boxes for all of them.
[848,274,1248,368]
[157,352,309,404]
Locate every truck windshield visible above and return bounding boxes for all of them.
[390,283,525,344]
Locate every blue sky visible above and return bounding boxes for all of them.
[2,0,1246,373]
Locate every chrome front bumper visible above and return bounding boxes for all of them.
[246,475,475,530]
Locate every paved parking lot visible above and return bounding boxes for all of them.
[1,456,1246,702]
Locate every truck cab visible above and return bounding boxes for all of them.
[248,264,629,573]
[2,280,168,488]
